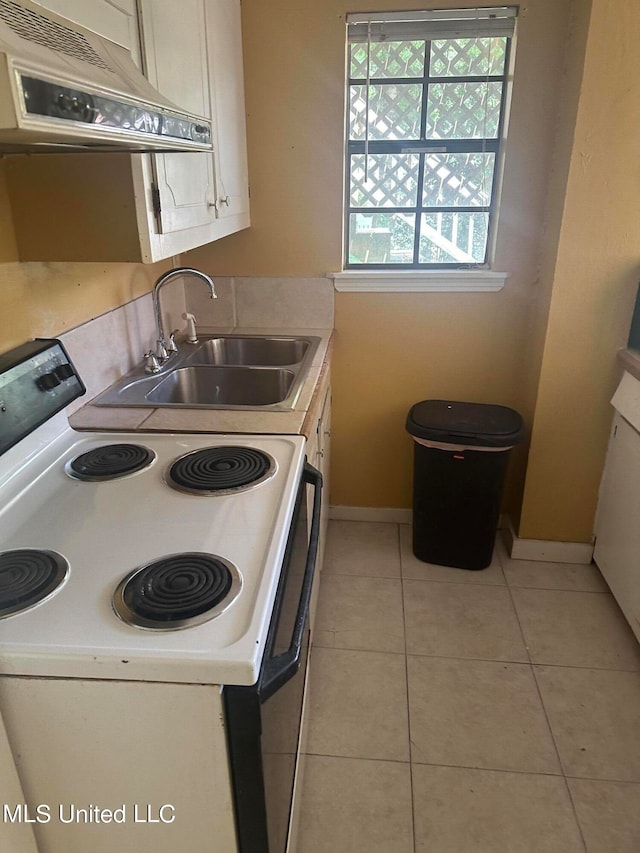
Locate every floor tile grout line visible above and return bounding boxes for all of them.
[500,545,588,851]
[304,752,411,768]
[530,663,590,853]
[530,660,640,674]
[311,645,408,660]
[529,663,570,778]
[403,651,534,665]
[325,567,610,595]
[323,570,404,580]
[409,762,418,853]
[410,760,566,778]
[492,539,509,586]
[310,644,640,674]
[564,773,640,785]
[303,750,640,786]
[308,751,563,778]
[505,576,536,668]
[506,585,613,596]
[503,577,563,749]
[407,650,640,673]
[312,642,407,656]
[396,522,417,853]
[400,573,507,587]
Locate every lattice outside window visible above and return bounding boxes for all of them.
[345,8,517,270]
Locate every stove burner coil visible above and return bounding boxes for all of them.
[0,549,69,618]
[67,444,155,481]
[167,446,275,495]
[113,553,242,630]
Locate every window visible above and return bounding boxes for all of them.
[345,8,517,271]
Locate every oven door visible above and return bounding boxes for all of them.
[224,460,322,853]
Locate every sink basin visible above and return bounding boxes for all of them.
[147,367,295,407]
[92,334,321,410]
[185,336,309,366]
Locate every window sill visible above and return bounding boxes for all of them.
[330,270,508,293]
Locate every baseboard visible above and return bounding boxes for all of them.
[328,507,507,527]
[503,516,594,565]
[329,505,412,524]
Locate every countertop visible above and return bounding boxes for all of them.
[617,348,640,382]
[69,327,333,440]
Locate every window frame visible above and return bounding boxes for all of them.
[343,22,514,273]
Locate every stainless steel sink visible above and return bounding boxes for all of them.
[185,336,309,366]
[147,367,295,406]
[93,334,321,410]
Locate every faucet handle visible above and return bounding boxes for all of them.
[144,351,161,374]
[166,330,179,354]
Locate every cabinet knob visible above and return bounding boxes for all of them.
[220,196,231,206]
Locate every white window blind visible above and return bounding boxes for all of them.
[347,7,518,42]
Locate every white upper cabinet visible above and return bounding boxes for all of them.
[206,0,250,221]
[31,0,140,57]
[133,0,251,261]
[137,0,217,236]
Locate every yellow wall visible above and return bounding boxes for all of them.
[518,0,640,542]
[0,161,17,263]
[0,161,167,355]
[510,0,592,530]
[4,154,143,263]
[187,0,576,514]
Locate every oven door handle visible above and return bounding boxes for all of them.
[259,461,322,701]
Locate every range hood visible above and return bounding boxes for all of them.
[0,0,213,153]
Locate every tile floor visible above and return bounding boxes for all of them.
[297,520,640,853]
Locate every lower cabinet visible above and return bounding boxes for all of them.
[308,381,331,632]
[594,409,640,642]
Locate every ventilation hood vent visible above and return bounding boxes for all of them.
[0,0,213,153]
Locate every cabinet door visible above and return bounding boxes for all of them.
[593,413,640,641]
[0,713,38,852]
[138,0,217,234]
[206,0,250,220]
[31,0,139,56]
[317,387,331,559]
[308,384,331,634]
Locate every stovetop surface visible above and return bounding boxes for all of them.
[0,422,306,685]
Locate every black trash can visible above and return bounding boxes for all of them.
[406,400,524,570]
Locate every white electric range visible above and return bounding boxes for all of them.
[0,339,321,853]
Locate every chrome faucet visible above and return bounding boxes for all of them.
[147,267,217,372]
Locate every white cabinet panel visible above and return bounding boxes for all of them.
[308,383,331,634]
[139,0,209,116]
[594,412,640,641]
[32,0,139,53]
[153,152,217,234]
[207,0,250,219]
[138,0,217,235]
